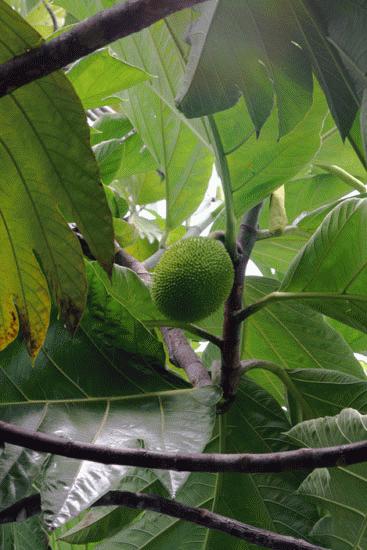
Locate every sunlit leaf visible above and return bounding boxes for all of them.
[0,1,114,355]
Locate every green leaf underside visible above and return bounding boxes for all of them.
[0,516,48,550]
[281,197,367,332]
[95,378,318,549]
[177,0,313,138]
[243,277,364,402]
[0,319,219,529]
[0,1,113,356]
[228,85,327,217]
[287,409,367,549]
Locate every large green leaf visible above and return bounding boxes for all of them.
[96,378,318,549]
[0,319,218,529]
[287,409,367,549]
[177,1,313,137]
[200,276,363,403]
[111,16,213,229]
[241,278,363,402]
[252,231,310,276]
[289,369,367,417]
[0,1,114,356]
[84,262,163,362]
[244,278,364,398]
[67,49,149,110]
[281,197,367,332]
[228,86,327,216]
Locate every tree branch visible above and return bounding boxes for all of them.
[220,204,262,403]
[2,418,367,474]
[114,245,212,387]
[0,0,205,98]
[0,492,325,550]
[145,319,222,349]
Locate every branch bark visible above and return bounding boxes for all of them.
[0,0,205,98]
[2,419,367,474]
[0,492,325,550]
[220,204,262,402]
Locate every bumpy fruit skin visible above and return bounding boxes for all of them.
[151,237,234,322]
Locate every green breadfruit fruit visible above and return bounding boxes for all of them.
[151,237,234,322]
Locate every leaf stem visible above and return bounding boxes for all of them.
[207,115,237,260]
[240,360,314,421]
[235,290,367,323]
[315,163,366,193]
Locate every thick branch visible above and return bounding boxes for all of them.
[0,493,325,550]
[2,419,367,473]
[220,205,262,402]
[161,327,212,387]
[0,0,205,98]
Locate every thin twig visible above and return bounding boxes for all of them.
[2,419,367,473]
[220,204,262,403]
[42,0,58,32]
[0,0,206,98]
[0,492,325,550]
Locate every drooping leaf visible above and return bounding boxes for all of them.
[281,197,367,333]
[0,1,114,356]
[287,409,367,549]
[177,1,313,137]
[288,0,360,139]
[67,49,149,110]
[228,85,327,216]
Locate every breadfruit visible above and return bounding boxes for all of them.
[151,237,234,322]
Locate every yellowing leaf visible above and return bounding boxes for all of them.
[0,2,114,356]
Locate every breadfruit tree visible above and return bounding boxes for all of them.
[0,1,367,549]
